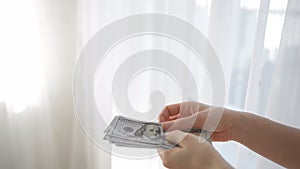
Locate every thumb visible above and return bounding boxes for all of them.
[166,130,208,147]
[165,130,188,146]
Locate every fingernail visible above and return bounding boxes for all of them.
[165,132,170,137]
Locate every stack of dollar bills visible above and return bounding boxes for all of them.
[103,116,211,149]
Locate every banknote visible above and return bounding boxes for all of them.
[104,116,174,148]
[104,116,211,149]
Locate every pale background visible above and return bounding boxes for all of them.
[1,0,300,169]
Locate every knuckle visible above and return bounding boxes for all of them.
[196,111,205,117]
[160,151,172,168]
[162,159,171,168]
[195,111,207,121]
[184,133,196,142]
[185,133,193,140]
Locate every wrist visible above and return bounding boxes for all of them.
[230,110,254,143]
[209,150,233,169]
[228,109,246,142]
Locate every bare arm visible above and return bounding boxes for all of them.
[159,101,300,168]
[232,112,300,168]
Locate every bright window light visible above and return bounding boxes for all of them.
[0,0,43,113]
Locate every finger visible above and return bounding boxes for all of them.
[167,114,180,121]
[162,112,207,131]
[163,111,209,130]
[162,116,193,130]
[158,103,181,122]
[157,149,167,166]
[157,148,176,156]
[178,101,210,118]
[158,148,177,169]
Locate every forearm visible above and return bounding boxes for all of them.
[232,112,300,168]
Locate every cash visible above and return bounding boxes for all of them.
[103,116,211,149]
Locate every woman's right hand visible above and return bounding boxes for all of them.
[159,130,232,169]
[158,101,240,142]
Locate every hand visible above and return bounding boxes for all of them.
[158,130,232,169]
[158,101,239,142]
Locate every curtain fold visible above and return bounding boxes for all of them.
[255,1,300,168]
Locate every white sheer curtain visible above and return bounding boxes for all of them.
[1,0,300,169]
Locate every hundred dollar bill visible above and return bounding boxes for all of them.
[103,116,211,149]
[113,142,172,149]
[104,116,175,148]
[107,135,174,149]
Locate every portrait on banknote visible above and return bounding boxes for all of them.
[134,123,162,140]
